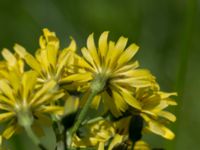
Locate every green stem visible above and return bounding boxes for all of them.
[70,91,98,136]
[68,75,107,149]
[70,75,107,138]
[24,125,47,150]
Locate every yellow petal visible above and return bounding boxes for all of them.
[112,78,152,88]
[87,33,100,67]
[165,99,178,106]
[13,44,27,58]
[119,88,141,110]
[0,61,6,70]
[43,28,56,37]
[142,114,175,140]
[47,45,58,69]
[25,53,42,73]
[68,38,77,52]
[64,96,79,115]
[108,36,128,68]
[0,70,8,79]
[14,45,42,73]
[40,28,59,49]
[2,124,18,139]
[0,95,14,107]
[117,43,139,67]
[56,52,71,78]
[63,37,77,52]
[98,142,104,150]
[115,36,128,52]
[37,106,64,115]
[158,111,176,122]
[50,92,65,103]
[108,134,123,150]
[98,31,109,58]
[81,47,98,71]
[6,71,20,91]
[142,94,161,110]
[0,80,15,101]
[114,116,131,134]
[0,112,15,123]
[0,103,12,111]
[22,71,37,100]
[30,80,57,105]
[74,55,94,71]
[158,92,177,99]
[158,92,177,106]
[114,61,139,74]
[112,90,128,112]
[91,95,101,109]
[31,94,52,108]
[134,140,150,150]
[147,121,175,140]
[102,91,122,117]
[61,73,93,83]
[105,41,115,68]
[153,100,169,111]
[37,49,50,73]
[122,69,153,79]
[1,49,17,67]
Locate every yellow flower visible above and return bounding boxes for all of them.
[72,117,150,150]
[63,32,156,117]
[131,86,177,140]
[0,69,65,140]
[15,28,76,88]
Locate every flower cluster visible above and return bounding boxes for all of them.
[0,29,177,150]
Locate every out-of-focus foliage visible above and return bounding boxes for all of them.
[0,0,199,149]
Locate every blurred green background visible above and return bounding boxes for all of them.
[0,0,199,149]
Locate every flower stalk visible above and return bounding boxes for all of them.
[24,125,46,150]
[17,110,47,150]
[70,75,107,138]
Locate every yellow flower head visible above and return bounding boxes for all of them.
[72,118,116,148]
[131,87,177,140]
[15,28,76,88]
[72,117,149,150]
[63,32,156,117]
[0,68,64,140]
